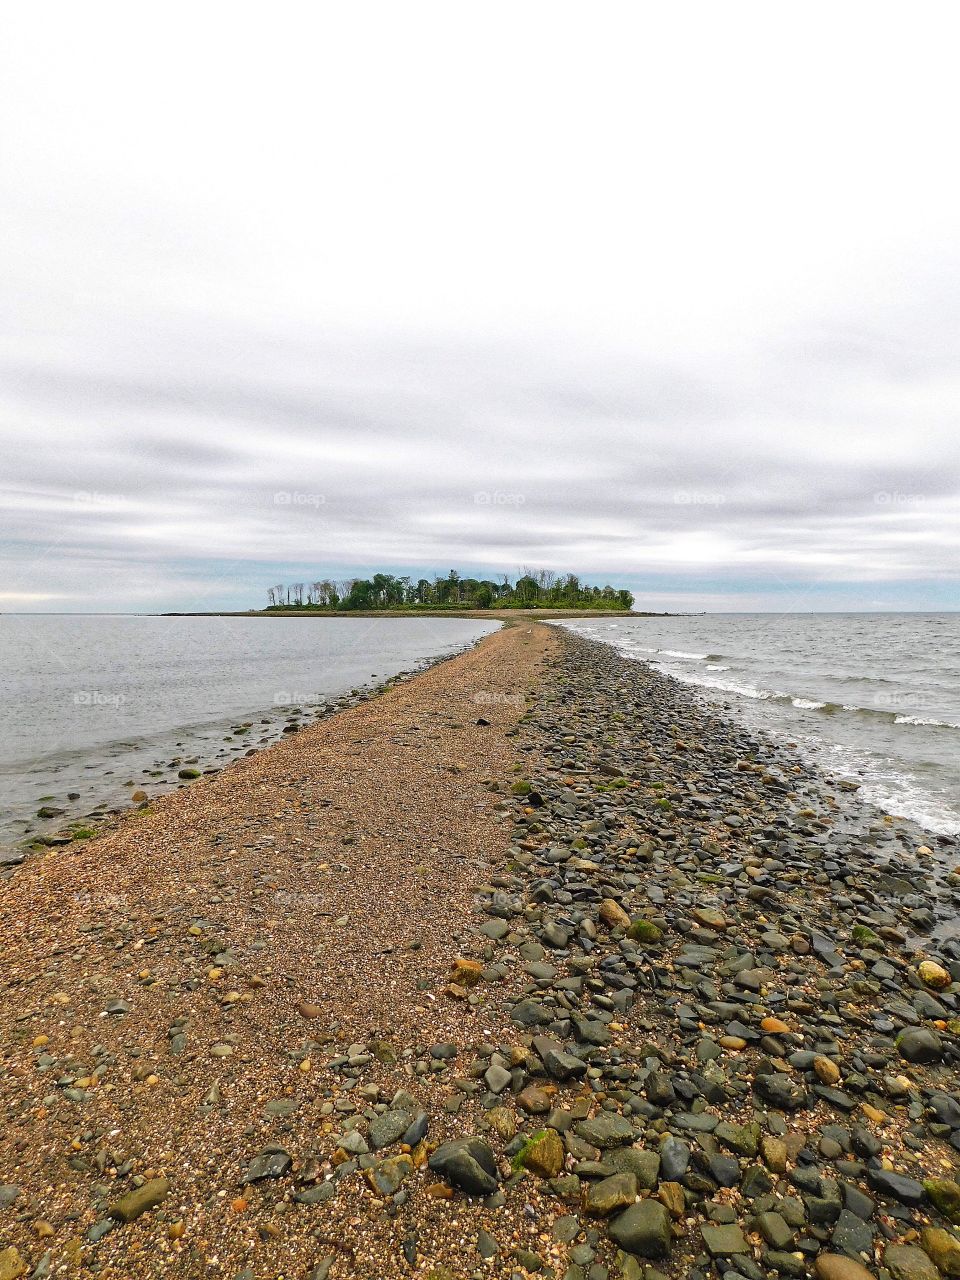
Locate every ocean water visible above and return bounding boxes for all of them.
[0,615,499,848]
[562,613,960,835]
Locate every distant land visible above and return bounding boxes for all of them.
[259,570,636,613]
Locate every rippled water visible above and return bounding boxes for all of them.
[0,615,499,848]
[563,613,960,834]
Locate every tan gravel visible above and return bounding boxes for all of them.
[0,622,558,1278]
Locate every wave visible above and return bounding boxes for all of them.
[657,649,708,660]
[895,714,960,729]
[705,663,730,671]
[648,665,959,731]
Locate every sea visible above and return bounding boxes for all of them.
[0,614,499,850]
[562,613,960,836]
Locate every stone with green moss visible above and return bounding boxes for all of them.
[627,919,664,945]
[925,1178,960,1223]
[514,1128,564,1179]
[851,924,879,945]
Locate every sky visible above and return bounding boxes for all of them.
[1,2,958,613]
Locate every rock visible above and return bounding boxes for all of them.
[366,1155,412,1195]
[450,957,484,988]
[428,1137,499,1195]
[484,1063,512,1093]
[925,1178,960,1223]
[692,906,727,930]
[517,1085,552,1113]
[761,1135,788,1172]
[599,899,631,929]
[866,1166,925,1206]
[897,1028,943,1064]
[585,1172,637,1216]
[919,960,951,991]
[0,1249,26,1280]
[108,1177,170,1223]
[701,1224,749,1256]
[607,1200,672,1259]
[517,1129,565,1179]
[104,999,131,1015]
[659,1137,690,1180]
[606,1147,660,1190]
[814,1055,842,1085]
[241,1149,291,1184]
[369,1110,411,1149]
[756,1211,794,1249]
[401,1112,429,1146]
[814,1257,876,1280]
[753,1071,806,1110]
[575,1112,633,1148]
[714,1121,760,1157]
[627,919,663,944]
[658,1180,685,1218]
[884,1245,940,1280]
[920,1226,960,1277]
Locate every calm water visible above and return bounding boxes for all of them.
[563,613,960,835]
[0,615,499,847]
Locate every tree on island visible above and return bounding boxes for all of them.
[262,570,634,612]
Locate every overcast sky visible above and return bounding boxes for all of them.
[1,2,958,613]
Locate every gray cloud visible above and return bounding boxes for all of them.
[0,5,958,611]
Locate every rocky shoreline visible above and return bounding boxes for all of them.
[0,623,959,1279]
[5,633,496,863]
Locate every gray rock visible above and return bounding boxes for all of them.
[607,1199,672,1259]
[368,1109,411,1150]
[576,1112,634,1148]
[428,1137,499,1195]
[241,1148,292,1183]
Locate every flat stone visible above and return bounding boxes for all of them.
[108,1177,170,1222]
[884,1245,939,1280]
[607,1200,672,1259]
[241,1149,291,1184]
[576,1112,634,1148]
[585,1172,637,1216]
[701,1224,749,1256]
[368,1109,411,1149]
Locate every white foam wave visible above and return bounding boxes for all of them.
[792,697,827,710]
[657,649,708,660]
[894,714,960,729]
[705,663,730,671]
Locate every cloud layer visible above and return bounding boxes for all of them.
[1,3,958,612]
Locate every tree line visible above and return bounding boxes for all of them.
[263,569,634,611]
